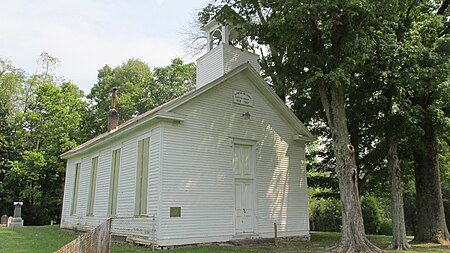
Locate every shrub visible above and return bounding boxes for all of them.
[361,195,383,234]
[378,218,393,235]
[309,198,342,232]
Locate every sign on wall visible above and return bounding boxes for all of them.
[233,90,254,107]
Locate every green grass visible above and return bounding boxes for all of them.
[1,226,449,253]
[0,225,77,253]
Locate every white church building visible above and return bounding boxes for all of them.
[60,18,313,247]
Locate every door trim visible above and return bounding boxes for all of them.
[232,139,258,236]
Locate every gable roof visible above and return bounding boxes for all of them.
[61,63,314,159]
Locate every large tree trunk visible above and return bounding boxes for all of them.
[413,119,450,243]
[319,83,381,253]
[386,137,411,250]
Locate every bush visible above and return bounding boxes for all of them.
[378,218,393,235]
[361,195,383,234]
[310,195,395,235]
[309,198,342,232]
[22,203,52,226]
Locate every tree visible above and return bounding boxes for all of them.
[7,81,87,224]
[398,0,450,243]
[201,1,385,251]
[0,53,87,224]
[199,0,450,247]
[0,58,25,216]
[85,58,195,137]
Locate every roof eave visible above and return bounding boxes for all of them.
[60,112,185,160]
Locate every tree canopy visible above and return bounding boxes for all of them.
[0,54,196,225]
[84,58,195,138]
[198,0,450,249]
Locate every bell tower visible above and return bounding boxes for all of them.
[196,17,260,89]
[205,19,236,51]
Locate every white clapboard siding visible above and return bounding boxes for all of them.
[76,157,90,219]
[94,147,113,218]
[61,159,76,227]
[149,127,161,238]
[116,137,136,217]
[158,72,308,245]
[196,44,224,88]
[61,126,161,238]
[196,44,260,89]
[222,44,260,74]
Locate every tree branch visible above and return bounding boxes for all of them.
[437,0,450,15]
[443,135,450,148]
[251,0,267,25]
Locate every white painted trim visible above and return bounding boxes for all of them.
[257,230,310,238]
[61,113,185,159]
[232,139,258,236]
[136,131,152,141]
[231,137,258,146]
[72,158,82,164]
[157,126,164,241]
[157,234,232,247]
[293,134,314,142]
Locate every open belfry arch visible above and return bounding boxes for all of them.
[196,18,260,89]
[204,19,239,51]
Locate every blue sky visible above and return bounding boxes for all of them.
[0,0,210,93]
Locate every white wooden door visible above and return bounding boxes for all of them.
[235,180,254,234]
[233,142,255,235]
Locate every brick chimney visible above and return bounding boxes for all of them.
[107,87,119,131]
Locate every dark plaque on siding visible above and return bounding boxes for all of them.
[170,207,181,218]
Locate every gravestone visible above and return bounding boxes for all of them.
[7,216,12,227]
[9,202,24,228]
[0,215,8,226]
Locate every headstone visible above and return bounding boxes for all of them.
[13,202,21,218]
[0,215,8,226]
[9,202,24,228]
[7,216,12,227]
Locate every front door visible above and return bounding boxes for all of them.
[233,142,255,235]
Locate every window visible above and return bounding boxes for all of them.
[70,163,81,216]
[135,138,149,215]
[108,149,120,217]
[86,157,98,216]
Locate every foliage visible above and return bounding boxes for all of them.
[84,58,195,137]
[361,196,390,235]
[310,196,393,235]
[309,198,342,232]
[3,79,87,225]
[440,143,450,230]
[0,54,196,225]
[196,0,450,244]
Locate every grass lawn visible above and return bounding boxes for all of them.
[0,225,77,253]
[1,226,449,253]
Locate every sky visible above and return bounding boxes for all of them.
[0,0,210,93]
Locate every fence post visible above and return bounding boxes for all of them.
[108,218,112,253]
[274,222,278,247]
